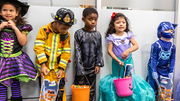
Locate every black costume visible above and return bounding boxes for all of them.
[74,28,104,101]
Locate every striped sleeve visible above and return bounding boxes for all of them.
[34,27,47,65]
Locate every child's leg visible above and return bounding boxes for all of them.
[0,83,7,101]
[148,67,158,95]
[11,79,22,101]
[88,74,96,101]
[56,78,65,101]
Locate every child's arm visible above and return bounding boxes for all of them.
[149,44,159,79]
[95,34,104,67]
[121,37,139,60]
[58,33,71,71]
[8,20,27,46]
[34,27,48,67]
[74,32,85,75]
[108,43,124,66]
[168,45,176,79]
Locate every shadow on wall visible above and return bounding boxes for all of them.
[141,44,151,78]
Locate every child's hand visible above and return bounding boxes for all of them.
[0,21,8,29]
[57,69,64,79]
[121,50,130,60]
[95,66,100,74]
[118,61,124,66]
[40,64,48,76]
[7,20,16,30]
[168,73,173,79]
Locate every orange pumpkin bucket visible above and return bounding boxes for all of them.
[71,84,91,101]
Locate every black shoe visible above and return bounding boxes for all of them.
[11,96,22,101]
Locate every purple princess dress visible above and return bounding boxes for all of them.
[0,24,38,87]
[99,32,155,101]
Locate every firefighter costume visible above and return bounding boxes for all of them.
[34,8,74,101]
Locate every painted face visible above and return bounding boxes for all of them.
[0,4,18,21]
[83,13,98,31]
[55,22,71,34]
[114,17,126,33]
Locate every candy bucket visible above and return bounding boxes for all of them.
[114,77,133,97]
[71,85,91,101]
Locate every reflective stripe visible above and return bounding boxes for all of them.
[36,64,41,71]
[49,34,59,70]
[37,53,46,60]
[45,46,51,53]
[57,48,62,54]
[60,59,68,66]
[62,47,71,53]
[34,40,45,46]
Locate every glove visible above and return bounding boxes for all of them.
[152,72,158,79]
[168,73,173,79]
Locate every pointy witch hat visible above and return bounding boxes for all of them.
[0,0,29,17]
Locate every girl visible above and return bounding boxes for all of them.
[99,12,155,101]
[0,0,37,101]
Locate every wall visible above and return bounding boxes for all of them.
[7,6,175,99]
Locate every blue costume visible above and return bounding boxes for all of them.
[147,22,177,95]
[99,32,155,101]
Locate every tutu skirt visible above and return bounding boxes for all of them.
[99,56,155,101]
[0,51,38,87]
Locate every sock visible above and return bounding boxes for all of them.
[0,83,7,101]
[11,79,21,98]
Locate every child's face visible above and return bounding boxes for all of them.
[0,4,18,21]
[83,13,98,31]
[164,29,173,33]
[114,17,126,33]
[54,22,72,34]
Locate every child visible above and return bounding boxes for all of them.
[99,12,155,101]
[0,0,38,101]
[34,8,74,101]
[147,21,177,98]
[73,7,104,101]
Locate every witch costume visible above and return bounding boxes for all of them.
[0,0,38,100]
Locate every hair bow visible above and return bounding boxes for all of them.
[111,12,117,19]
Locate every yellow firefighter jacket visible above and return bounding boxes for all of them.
[34,22,71,76]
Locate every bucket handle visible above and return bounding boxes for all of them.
[118,66,125,79]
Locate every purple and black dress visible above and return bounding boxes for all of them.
[0,24,38,87]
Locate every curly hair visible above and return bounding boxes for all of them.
[0,2,27,25]
[105,13,130,37]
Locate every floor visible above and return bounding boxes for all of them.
[7,96,72,101]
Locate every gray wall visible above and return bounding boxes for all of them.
[8,6,175,100]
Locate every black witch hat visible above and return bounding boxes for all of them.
[0,0,29,17]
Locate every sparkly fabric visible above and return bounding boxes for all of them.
[99,56,155,101]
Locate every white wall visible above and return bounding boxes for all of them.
[99,9,174,78]
[7,6,175,99]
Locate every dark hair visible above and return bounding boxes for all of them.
[105,13,130,37]
[0,2,27,25]
[83,7,98,18]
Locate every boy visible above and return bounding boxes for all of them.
[73,7,104,101]
[34,8,74,101]
[147,21,177,99]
